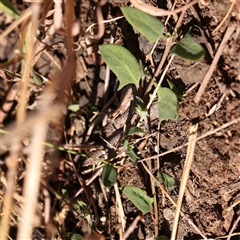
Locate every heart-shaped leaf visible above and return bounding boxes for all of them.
[102,164,118,188]
[121,7,164,43]
[68,104,80,112]
[99,44,141,90]
[121,186,153,214]
[156,172,176,190]
[170,32,205,61]
[156,87,179,122]
[126,126,145,136]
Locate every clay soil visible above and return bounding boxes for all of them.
[0,0,240,240]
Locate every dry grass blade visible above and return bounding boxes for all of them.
[0,8,32,40]
[17,116,48,239]
[194,23,236,103]
[171,124,198,240]
[17,2,41,124]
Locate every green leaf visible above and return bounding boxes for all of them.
[121,7,163,43]
[156,87,179,122]
[121,186,153,214]
[126,126,145,136]
[123,140,138,162]
[170,32,205,61]
[1,0,20,18]
[102,164,118,188]
[155,235,170,240]
[66,232,83,240]
[68,104,80,112]
[99,44,141,90]
[135,96,148,122]
[156,173,176,190]
[167,79,185,99]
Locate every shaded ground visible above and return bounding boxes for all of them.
[0,0,240,239]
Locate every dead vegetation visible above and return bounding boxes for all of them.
[0,0,240,239]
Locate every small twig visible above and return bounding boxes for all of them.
[0,8,32,40]
[212,0,235,35]
[226,215,240,240]
[171,124,198,240]
[84,0,105,40]
[17,3,41,124]
[114,182,126,237]
[139,116,240,162]
[0,82,20,124]
[122,215,141,240]
[17,115,48,240]
[129,0,199,17]
[141,162,208,239]
[147,54,174,109]
[194,23,236,103]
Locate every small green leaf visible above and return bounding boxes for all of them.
[170,32,205,61]
[66,232,84,240]
[156,173,176,190]
[167,79,185,99]
[121,186,153,214]
[32,73,43,86]
[68,104,80,112]
[1,0,20,18]
[123,140,138,162]
[102,164,118,188]
[135,96,148,122]
[126,126,145,136]
[61,189,69,199]
[155,235,170,240]
[99,44,141,90]
[156,87,179,122]
[121,7,163,43]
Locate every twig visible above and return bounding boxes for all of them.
[84,0,105,40]
[0,82,20,124]
[17,115,48,239]
[17,3,41,124]
[147,55,174,109]
[1,142,21,240]
[226,215,240,240]
[114,182,126,238]
[122,215,141,240]
[129,0,199,17]
[212,0,235,35]
[0,8,32,40]
[139,116,240,162]
[141,162,208,239]
[171,124,198,240]
[194,23,236,103]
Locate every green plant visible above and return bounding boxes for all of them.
[121,186,154,214]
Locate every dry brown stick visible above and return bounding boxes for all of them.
[226,215,240,240]
[84,0,105,40]
[17,3,40,124]
[17,115,48,239]
[129,0,199,16]
[138,116,240,162]
[145,0,191,95]
[1,142,21,240]
[0,82,20,124]
[141,162,208,239]
[171,124,199,240]
[122,215,141,240]
[212,0,235,35]
[194,23,236,103]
